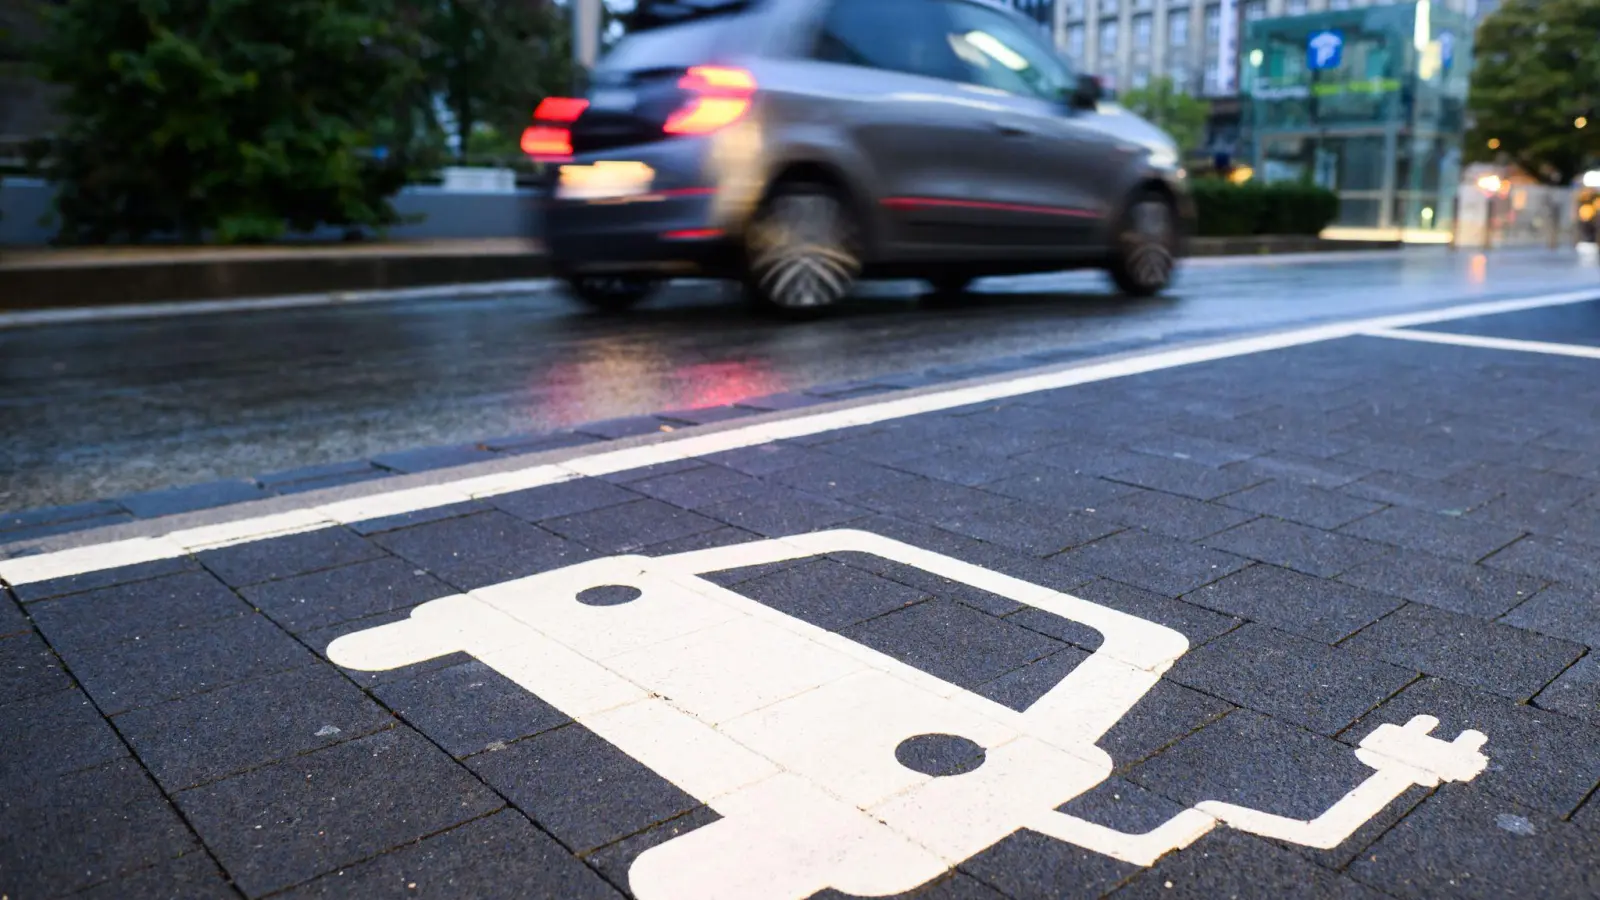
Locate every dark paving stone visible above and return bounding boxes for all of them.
[347,499,492,536]
[1218,452,1373,489]
[1104,456,1268,501]
[1347,785,1600,900]
[374,659,569,759]
[1115,830,1389,899]
[69,613,316,715]
[372,511,595,590]
[1502,584,1600,647]
[1170,624,1416,736]
[660,403,761,425]
[1348,676,1600,818]
[489,478,641,523]
[1010,441,1131,477]
[279,808,619,900]
[700,484,866,537]
[197,526,386,588]
[0,510,138,543]
[1014,578,1240,651]
[1125,433,1260,468]
[934,503,1125,558]
[1053,530,1251,597]
[974,645,1092,712]
[1342,603,1585,701]
[31,569,248,655]
[119,479,268,519]
[543,498,724,554]
[584,806,720,895]
[1,498,126,532]
[1444,461,1596,507]
[1219,480,1384,531]
[816,871,1010,899]
[1097,677,1238,770]
[0,629,72,703]
[576,414,676,439]
[372,444,499,474]
[1091,488,1259,542]
[841,599,1065,691]
[1204,516,1389,578]
[856,479,1019,525]
[11,554,203,602]
[179,727,502,898]
[1339,505,1526,563]
[0,592,27,638]
[734,557,929,630]
[628,464,764,509]
[466,722,697,855]
[72,850,235,900]
[959,779,1177,899]
[1,759,199,898]
[1184,564,1404,644]
[768,456,923,500]
[979,468,1139,510]
[1339,469,1499,516]
[890,449,1037,487]
[1337,551,1546,619]
[240,555,457,634]
[1485,535,1600,589]
[1128,710,1428,871]
[115,664,394,792]
[0,688,128,782]
[701,443,820,476]
[1331,441,1479,482]
[1534,654,1600,728]
[638,524,765,556]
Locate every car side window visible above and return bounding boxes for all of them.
[940,0,1074,103]
[813,0,966,82]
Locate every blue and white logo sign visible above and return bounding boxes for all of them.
[1307,29,1344,70]
[1439,31,1455,70]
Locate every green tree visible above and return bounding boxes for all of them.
[1119,76,1209,155]
[1466,0,1600,185]
[32,0,422,244]
[414,0,570,160]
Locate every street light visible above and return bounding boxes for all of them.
[1579,117,1590,130]
[1487,138,1500,150]
[1476,174,1502,194]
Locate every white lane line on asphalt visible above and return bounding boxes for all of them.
[1366,327,1600,360]
[3,287,1598,587]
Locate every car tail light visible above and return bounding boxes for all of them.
[664,66,757,135]
[522,97,590,159]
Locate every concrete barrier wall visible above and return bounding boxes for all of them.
[0,178,545,245]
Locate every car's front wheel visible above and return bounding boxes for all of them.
[1107,189,1178,297]
[561,274,662,312]
[742,181,863,313]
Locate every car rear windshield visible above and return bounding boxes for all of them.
[625,0,754,31]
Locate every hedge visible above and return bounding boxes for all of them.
[1190,180,1340,237]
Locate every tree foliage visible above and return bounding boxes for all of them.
[414,0,571,159]
[1118,76,1209,155]
[33,0,423,243]
[1466,0,1600,185]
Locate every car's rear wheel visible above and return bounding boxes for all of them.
[1107,189,1178,297]
[742,181,862,313]
[562,274,662,312]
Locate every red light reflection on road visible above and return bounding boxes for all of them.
[536,349,787,426]
[674,360,788,409]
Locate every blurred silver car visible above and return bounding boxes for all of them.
[526,0,1193,312]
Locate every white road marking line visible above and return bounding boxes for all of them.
[3,287,1597,588]
[1366,327,1600,360]
[327,531,1489,896]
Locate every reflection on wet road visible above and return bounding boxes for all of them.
[2,248,1595,510]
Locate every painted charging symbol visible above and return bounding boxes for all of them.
[328,529,1488,900]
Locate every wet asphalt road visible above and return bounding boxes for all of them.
[2,248,1596,512]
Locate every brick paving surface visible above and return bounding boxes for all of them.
[8,315,1600,898]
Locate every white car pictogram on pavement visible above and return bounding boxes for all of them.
[328,529,1488,900]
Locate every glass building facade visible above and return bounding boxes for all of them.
[1241,1,1472,231]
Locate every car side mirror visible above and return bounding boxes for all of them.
[1069,74,1102,111]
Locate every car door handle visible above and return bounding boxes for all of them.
[991,121,1035,137]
